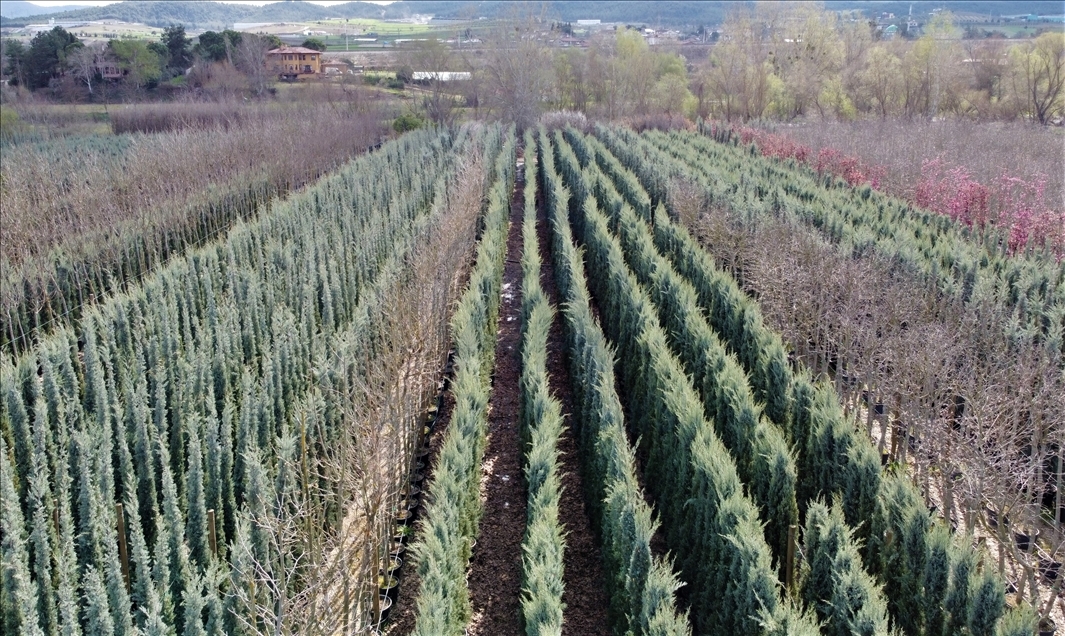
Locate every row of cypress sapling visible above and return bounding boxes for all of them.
[409,128,516,636]
[549,130,818,636]
[691,122,1065,357]
[538,127,690,636]
[516,131,568,635]
[0,126,479,636]
[593,124,1029,636]
[567,129,798,573]
[584,140,893,636]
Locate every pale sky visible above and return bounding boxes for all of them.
[22,1,395,7]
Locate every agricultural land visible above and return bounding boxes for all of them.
[1,2,1063,636]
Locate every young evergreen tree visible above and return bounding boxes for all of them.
[995,604,1037,636]
[826,543,891,636]
[157,438,192,635]
[1,437,45,636]
[51,436,83,636]
[944,539,976,635]
[29,393,59,636]
[152,516,177,631]
[94,451,134,636]
[185,420,210,574]
[131,368,160,548]
[801,500,838,620]
[182,569,206,636]
[967,567,1005,636]
[923,524,952,636]
[80,566,114,636]
[124,488,154,630]
[202,563,227,636]
[3,357,34,507]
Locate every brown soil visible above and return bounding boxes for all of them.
[388,146,612,636]
[462,156,529,636]
[535,183,613,636]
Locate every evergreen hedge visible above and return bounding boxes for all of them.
[540,127,690,636]
[411,129,516,636]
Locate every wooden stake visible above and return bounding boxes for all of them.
[115,503,130,592]
[207,509,218,559]
[52,498,59,536]
[786,524,798,596]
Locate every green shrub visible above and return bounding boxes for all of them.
[393,111,423,133]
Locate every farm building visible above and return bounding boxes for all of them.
[266,46,322,80]
[411,71,471,82]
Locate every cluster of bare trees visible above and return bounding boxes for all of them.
[409,2,1063,127]
[686,196,1064,627]
[690,5,1065,123]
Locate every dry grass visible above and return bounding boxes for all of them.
[765,119,1065,208]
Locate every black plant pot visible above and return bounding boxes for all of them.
[394,508,413,526]
[1039,619,1056,636]
[379,573,399,603]
[1014,530,1036,552]
[1040,557,1061,582]
[389,540,406,560]
[378,595,393,624]
[384,556,402,579]
[410,471,425,485]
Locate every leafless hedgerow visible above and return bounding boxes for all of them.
[687,197,1065,626]
[759,119,1065,209]
[225,152,486,636]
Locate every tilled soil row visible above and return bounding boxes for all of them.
[462,154,529,636]
[388,144,612,636]
[535,180,612,636]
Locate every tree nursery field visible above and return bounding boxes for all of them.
[4,1,1064,632]
[2,112,1062,636]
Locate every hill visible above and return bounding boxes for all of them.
[0,1,96,19]
[2,0,1063,30]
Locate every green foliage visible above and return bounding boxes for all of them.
[194,30,242,62]
[394,111,424,133]
[0,126,484,634]
[107,38,165,88]
[411,129,516,636]
[541,126,690,636]
[923,524,952,636]
[162,25,192,70]
[995,604,1037,636]
[518,132,567,636]
[300,38,326,52]
[553,129,798,636]
[588,123,1027,636]
[1,436,45,636]
[967,568,1005,636]
[21,26,81,90]
[801,500,890,636]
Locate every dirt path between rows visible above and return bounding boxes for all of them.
[388,146,612,636]
[535,178,613,636]
[463,153,529,636]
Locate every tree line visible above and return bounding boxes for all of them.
[405,3,1063,128]
[0,25,326,98]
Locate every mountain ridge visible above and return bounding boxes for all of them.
[2,1,1062,31]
